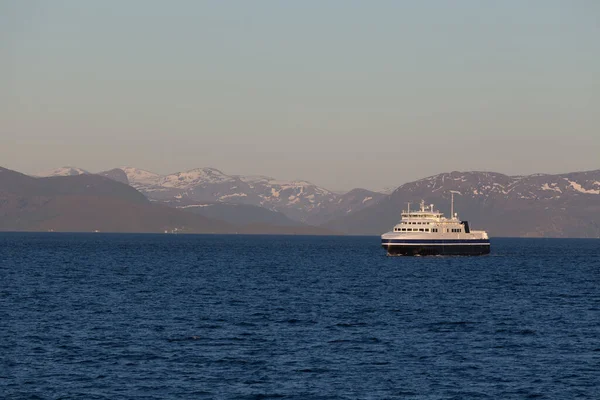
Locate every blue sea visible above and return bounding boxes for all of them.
[1,233,599,399]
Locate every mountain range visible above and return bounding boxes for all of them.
[0,167,333,234]
[326,170,600,238]
[8,165,599,237]
[38,166,385,226]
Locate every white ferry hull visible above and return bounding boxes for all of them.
[382,239,490,256]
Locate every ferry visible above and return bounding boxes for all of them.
[381,195,490,256]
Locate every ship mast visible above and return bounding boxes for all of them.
[451,192,454,220]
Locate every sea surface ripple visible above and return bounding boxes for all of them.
[1,233,599,399]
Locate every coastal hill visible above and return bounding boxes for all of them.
[0,167,229,233]
[0,167,333,234]
[324,170,600,238]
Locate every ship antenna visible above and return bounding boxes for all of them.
[407,202,410,214]
[451,192,454,220]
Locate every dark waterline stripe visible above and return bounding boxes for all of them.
[381,239,490,244]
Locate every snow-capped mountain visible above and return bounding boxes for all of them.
[119,167,163,190]
[162,168,235,188]
[116,167,381,224]
[326,170,600,238]
[36,166,89,177]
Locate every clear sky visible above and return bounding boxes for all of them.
[1,1,599,191]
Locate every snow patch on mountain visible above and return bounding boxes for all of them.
[237,175,275,184]
[541,183,562,193]
[220,193,248,200]
[564,179,600,194]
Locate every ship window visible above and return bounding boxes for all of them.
[419,228,424,232]
[401,228,406,231]
[425,229,430,232]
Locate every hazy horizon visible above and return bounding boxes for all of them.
[2,1,599,191]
